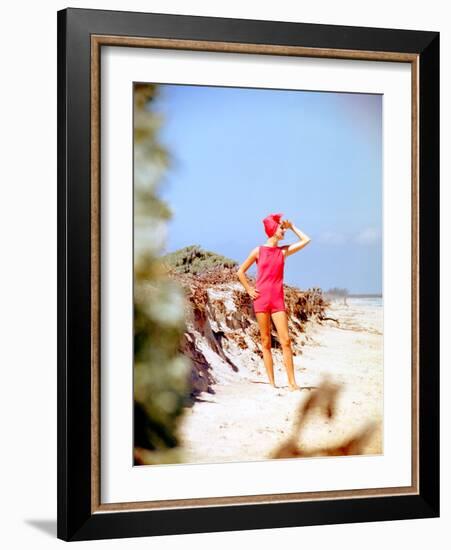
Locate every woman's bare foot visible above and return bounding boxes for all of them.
[288,383,301,391]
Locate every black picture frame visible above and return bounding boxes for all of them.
[57,7,439,542]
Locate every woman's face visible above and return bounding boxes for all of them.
[275,223,286,239]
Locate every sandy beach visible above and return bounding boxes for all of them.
[178,297,383,464]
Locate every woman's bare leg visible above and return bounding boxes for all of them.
[271,311,300,390]
[255,312,276,387]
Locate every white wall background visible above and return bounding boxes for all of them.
[0,0,447,547]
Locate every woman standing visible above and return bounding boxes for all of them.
[237,213,311,391]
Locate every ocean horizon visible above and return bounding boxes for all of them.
[326,295,383,308]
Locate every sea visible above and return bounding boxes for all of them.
[347,296,383,308]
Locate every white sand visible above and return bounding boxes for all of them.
[178,298,383,464]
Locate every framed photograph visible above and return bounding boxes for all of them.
[57,7,440,542]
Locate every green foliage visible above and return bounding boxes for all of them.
[161,244,238,275]
[133,83,191,463]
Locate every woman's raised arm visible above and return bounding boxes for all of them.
[282,220,311,257]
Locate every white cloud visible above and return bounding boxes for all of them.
[316,227,381,246]
[354,227,381,245]
[317,231,347,245]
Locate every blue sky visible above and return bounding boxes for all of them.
[148,84,382,294]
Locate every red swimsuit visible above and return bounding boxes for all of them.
[252,245,286,314]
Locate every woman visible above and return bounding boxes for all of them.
[237,213,311,391]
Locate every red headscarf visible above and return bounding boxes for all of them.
[262,212,283,238]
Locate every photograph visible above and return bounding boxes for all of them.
[133,81,383,466]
